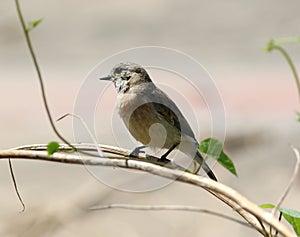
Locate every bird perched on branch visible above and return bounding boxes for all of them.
[99,62,217,181]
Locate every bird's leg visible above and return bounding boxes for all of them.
[160,143,179,162]
[129,145,146,158]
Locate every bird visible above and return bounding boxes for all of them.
[99,62,217,181]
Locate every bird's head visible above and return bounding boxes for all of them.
[100,62,152,93]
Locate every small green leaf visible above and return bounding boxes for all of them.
[260,203,276,209]
[264,39,276,52]
[279,208,300,235]
[26,18,43,32]
[199,138,237,176]
[47,141,59,156]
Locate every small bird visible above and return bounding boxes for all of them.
[99,62,217,181]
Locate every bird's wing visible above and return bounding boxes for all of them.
[149,87,196,139]
[152,102,181,130]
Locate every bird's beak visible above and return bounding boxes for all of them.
[99,75,113,81]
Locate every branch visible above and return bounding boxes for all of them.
[12,143,190,171]
[14,0,75,150]
[272,146,300,216]
[8,159,25,212]
[90,204,251,228]
[265,42,300,102]
[0,145,295,237]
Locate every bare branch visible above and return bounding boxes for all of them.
[12,143,189,171]
[90,203,251,228]
[0,146,295,237]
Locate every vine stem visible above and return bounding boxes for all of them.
[272,45,300,102]
[15,0,75,150]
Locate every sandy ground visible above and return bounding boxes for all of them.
[1,0,300,236]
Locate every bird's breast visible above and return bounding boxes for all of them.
[117,91,181,148]
[117,92,153,145]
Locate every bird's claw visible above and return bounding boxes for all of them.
[129,146,146,158]
[158,154,171,163]
[158,157,171,163]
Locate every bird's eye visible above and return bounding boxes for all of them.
[114,68,124,74]
[123,76,131,80]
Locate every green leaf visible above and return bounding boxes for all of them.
[260,203,276,209]
[264,39,276,52]
[199,138,237,176]
[258,204,300,235]
[26,18,43,32]
[279,208,300,236]
[47,141,59,156]
[280,208,300,218]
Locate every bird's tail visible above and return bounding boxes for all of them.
[195,151,217,181]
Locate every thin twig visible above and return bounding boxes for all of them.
[14,0,75,150]
[273,37,300,45]
[57,113,104,157]
[8,159,25,212]
[90,203,251,228]
[271,45,300,102]
[256,218,269,237]
[15,0,107,160]
[272,147,300,217]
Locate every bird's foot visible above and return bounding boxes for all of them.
[129,145,146,158]
[158,143,178,163]
[158,154,171,163]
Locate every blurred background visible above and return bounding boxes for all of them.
[1,0,300,236]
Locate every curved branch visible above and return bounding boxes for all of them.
[90,203,251,228]
[15,0,75,150]
[0,146,295,237]
[270,44,300,102]
[272,147,300,216]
